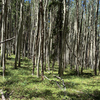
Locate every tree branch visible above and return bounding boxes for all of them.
[0,36,15,44]
[0,89,6,100]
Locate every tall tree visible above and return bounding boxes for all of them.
[1,0,5,77]
[14,0,24,68]
[75,0,79,75]
[40,0,44,80]
[58,0,63,76]
[94,0,99,75]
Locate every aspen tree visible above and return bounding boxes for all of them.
[94,0,99,75]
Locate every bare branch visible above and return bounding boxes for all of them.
[0,89,6,100]
[0,36,15,44]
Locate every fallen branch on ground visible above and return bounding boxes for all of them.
[7,90,14,100]
[44,75,62,89]
[44,75,51,81]
[0,89,6,100]
[53,75,66,90]
[44,75,67,100]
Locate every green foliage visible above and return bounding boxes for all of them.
[48,1,63,10]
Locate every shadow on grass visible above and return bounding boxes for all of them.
[19,66,32,70]
[63,70,94,79]
[80,72,94,78]
[85,80,100,87]
[0,71,2,75]
[6,62,14,67]
[1,71,13,76]
[21,58,29,63]
[2,77,19,86]
[57,89,100,100]
[20,89,54,99]
[7,57,29,63]
[65,82,79,89]
[7,57,15,61]
[2,75,41,87]
[4,88,57,100]
[5,66,32,77]
[6,57,31,67]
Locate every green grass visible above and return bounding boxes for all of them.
[0,55,100,100]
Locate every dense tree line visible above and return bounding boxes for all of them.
[0,0,100,80]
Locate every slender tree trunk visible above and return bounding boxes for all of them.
[14,0,24,68]
[76,0,79,75]
[47,9,52,71]
[32,1,39,75]
[58,0,63,77]
[94,0,99,75]
[1,0,6,78]
[44,0,48,71]
[40,0,44,80]
[36,3,41,77]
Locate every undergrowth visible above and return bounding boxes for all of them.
[0,55,100,100]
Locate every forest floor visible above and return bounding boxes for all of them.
[0,55,100,100]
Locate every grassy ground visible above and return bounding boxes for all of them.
[0,55,100,100]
